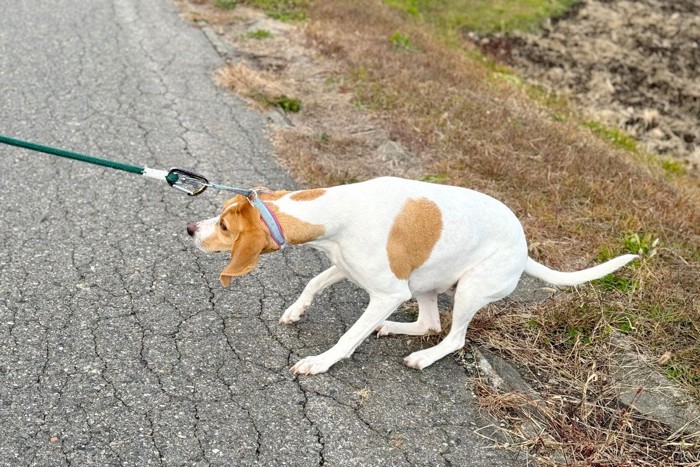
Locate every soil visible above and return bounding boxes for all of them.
[476,0,700,172]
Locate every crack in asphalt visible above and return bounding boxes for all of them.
[145,411,166,466]
[299,382,326,466]
[191,395,208,463]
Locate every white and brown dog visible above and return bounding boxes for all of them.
[187,177,637,375]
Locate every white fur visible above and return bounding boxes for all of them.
[192,216,218,251]
[192,176,638,375]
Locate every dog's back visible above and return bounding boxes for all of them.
[271,177,527,290]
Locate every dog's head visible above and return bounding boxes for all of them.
[187,195,280,287]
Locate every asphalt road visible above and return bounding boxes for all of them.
[0,1,522,465]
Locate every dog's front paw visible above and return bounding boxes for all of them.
[291,355,333,375]
[279,303,308,324]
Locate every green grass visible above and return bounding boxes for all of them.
[384,0,580,35]
[593,274,638,293]
[389,32,417,50]
[583,122,691,181]
[271,95,302,112]
[419,173,449,183]
[214,0,238,9]
[241,0,306,21]
[582,120,639,152]
[250,92,302,113]
[623,231,658,257]
[244,29,273,39]
[660,158,687,176]
[593,231,653,293]
[665,362,700,388]
[565,325,592,346]
[598,231,657,263]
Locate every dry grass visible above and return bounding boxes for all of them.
[470,299,700,465]
[215,63,304,112]
[215,63,286,105]
[473,378,699,466]
[179,0,700,463]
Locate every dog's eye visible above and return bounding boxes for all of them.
[219,220,228,232]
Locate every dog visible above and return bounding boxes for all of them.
[187,177,637,375]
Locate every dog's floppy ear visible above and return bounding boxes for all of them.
[219,229,268,287]
[219,201,275,287]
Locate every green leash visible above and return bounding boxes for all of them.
[0,134,263,196]
[0,133,240,196]
[0,134,179,184]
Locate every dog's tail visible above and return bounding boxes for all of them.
[524,254,638,287]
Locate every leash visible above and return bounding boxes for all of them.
[0,133,180,184]
[0,134,286,245]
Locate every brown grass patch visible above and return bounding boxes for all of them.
[215,63,294,111]
[470,296,700,465]
[473,378,699,466]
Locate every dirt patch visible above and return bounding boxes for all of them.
[487,0,699,171]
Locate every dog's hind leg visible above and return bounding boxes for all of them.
[375,291,441,337]
[280,266,346,324]
[403,263,520,370]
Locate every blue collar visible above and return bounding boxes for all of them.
[247,191,286,246]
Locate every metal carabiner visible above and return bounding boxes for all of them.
[167,168,210,196]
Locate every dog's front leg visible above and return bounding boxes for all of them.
[291,290,411,375]
[280,266,346,324]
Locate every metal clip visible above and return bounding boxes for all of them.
[167,168,210,196]
[246,189,260,203]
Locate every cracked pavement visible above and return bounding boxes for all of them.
[0,1,522,465]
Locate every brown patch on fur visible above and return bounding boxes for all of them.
[201,228,233,252]
[264,203,325,244]
[223,197,241,210]
[259,190,290,201]
[276,212,325,244]
[386,198,442,280]
[290,188,326,201]
[200,197,243,252]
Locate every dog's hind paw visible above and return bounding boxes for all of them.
[375,322,393,337]
[376,320,440,337]
[291,355,333,375]
[403,350,439,370]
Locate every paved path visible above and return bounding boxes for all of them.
[0,1,521,465]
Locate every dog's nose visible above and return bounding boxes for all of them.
[186,223,198,237]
